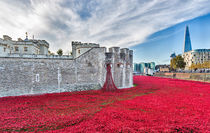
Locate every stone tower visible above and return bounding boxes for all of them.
[105,47,133,88]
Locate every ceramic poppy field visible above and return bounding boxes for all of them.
[0,76,210,132]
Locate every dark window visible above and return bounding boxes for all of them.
[87,62,92,67]
[15,46,19,51]
[24,47,28,52]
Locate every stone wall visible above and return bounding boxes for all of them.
[107,47,133,88]
[0,48,106,97]
[154,72,210,82]
[72,41,99,58]
[0,46,133,97]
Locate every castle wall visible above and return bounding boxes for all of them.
[0,48,106,97]
[0,45,133,97]
[75,47,92,58]
[0,46,6,56]
[107,47,133,88]
[72,41,99,58]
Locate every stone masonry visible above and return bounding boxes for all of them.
[0,43,133,97]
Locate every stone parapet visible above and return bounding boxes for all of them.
[0,54,73,60]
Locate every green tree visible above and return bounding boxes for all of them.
[48,50,55,55]
[170,58,176,70]
[189,63,196,70]
[190,61,210,70]
[170,55,186,70]
[57,49,63,56]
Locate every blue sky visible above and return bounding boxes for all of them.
[0,0,210,61]
[131,13,210,64]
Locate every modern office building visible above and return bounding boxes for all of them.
[183,49,210,68]
[183,26,192,53]
[133,62,155,74]
[182,26,210,69]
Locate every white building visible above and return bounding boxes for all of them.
[183,49,210,69]
[0,34,49,56]
[144,67,154,75]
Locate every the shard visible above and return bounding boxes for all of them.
[183,26,192,53]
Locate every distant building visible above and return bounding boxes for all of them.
[0,33,49,56]
[170,52,176,59]
[150,62,156,70]
[134,62,155,74]
[155,64,170,72]
[183,26,192,53]
[183,49,210,68]
[160,67,170,72]
[134,63,139,73]
[181,26,210,69]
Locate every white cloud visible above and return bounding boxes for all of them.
[0,0,210,53]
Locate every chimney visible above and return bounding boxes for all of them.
[3,35,12,41]
[18,38,23,41]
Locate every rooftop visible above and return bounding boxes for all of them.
[193,49,210,52]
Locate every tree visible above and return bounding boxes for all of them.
[57,49,63,56]
[189,63,196,70]
[190,61,210,70]
[48,50,55,55]
[170,55,186,70]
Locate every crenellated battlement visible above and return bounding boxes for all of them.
[72,41,99,48]
[120,48,129,54]
[109,47,120,53]
[72,41,100,58]
[106,47,133,61]
[105,47,133,88]
[129,50,133,56]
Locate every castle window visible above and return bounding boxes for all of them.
[87,62,92,67]
[15,46,19,51]
[36,74,40,82]
[4,47,6,52]
[24,47,28,52]
[78,49,80,54]
[117,63,123,68]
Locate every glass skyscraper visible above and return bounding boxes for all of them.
[133,62,155,74]
[183,26,192,53]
